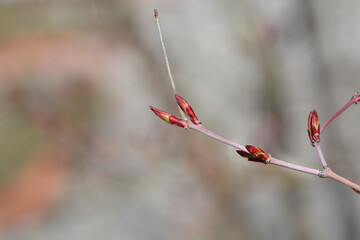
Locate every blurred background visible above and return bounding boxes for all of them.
[0,0,360,239]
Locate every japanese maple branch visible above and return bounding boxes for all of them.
[150,9,360,194]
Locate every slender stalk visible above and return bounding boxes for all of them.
[154,9,187,120]
[154,9,176,94]
[314,142,327,167]
[320,96,356,133]
[325,168,360,193]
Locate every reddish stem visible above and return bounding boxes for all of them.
[325,168,360,193]
[320,96,356,133]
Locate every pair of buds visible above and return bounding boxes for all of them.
[149,94,201,128]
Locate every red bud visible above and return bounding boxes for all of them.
[236,145,271,164]
[307,109,320,146]
[149,106,188,128]
[175,94,201,125]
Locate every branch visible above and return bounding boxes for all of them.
[189,122,319,176]
[149,9,360,195]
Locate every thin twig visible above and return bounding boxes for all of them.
[320,95,356,133]
[189,122,320,176]
[270,157,320,176]
[154,9,176,94]
[154,9,187,120]
[314,142,327,167]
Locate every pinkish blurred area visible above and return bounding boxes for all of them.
[0,1,360,240]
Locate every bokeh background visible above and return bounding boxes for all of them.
[0,0,360,239]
